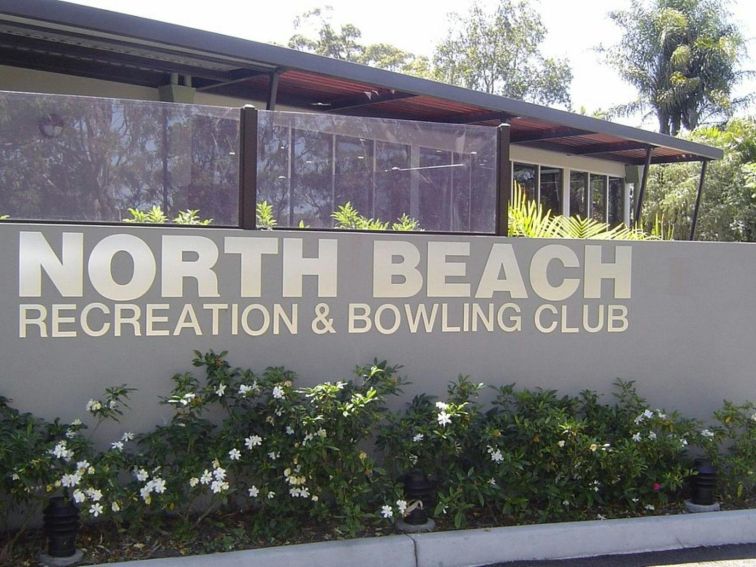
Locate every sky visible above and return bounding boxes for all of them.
[64,0,756,129]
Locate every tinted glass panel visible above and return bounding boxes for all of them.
[0,91,239,224]
[257,111,497,231]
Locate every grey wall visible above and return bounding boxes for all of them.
[1,223,754,441]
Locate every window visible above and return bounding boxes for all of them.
[540,166,562,215]
[570,171,588,217]
[591,175,607,222]
[608,177,625,224]
[513,163,537,203]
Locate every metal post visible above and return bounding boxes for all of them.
[634,146,653,225]
[238,105,258,230]
[689,159,708,241]
[495,123,511,236]
[266,69,281,111]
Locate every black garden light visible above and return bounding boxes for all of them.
[402,469,435,526]
[43,496,80,558]
[691,460,717,506]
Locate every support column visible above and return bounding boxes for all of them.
[266,69,281,111]
[633,146,653,226]
[495,123,511,236]
[239,105,258,229]
[689,159,708,241]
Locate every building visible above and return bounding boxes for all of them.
[0,0,722,236]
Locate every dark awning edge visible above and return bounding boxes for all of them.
[0,0,724,163]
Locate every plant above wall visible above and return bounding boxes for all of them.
[124,206,212,225]
[331,202,422,232]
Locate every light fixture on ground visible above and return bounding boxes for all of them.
[684,459,720,513]
[39,496,84,566]
[396,469,436,533]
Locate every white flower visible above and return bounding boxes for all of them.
[51,441,73,461]
[245,435,262,449]
[272,385,285,399]
[701,429,715,438]
[317,428,327,438]
[656,410,667,419]
[111,501,121,512]
[267,491,275,499]
[213,467,226,481]
[229,448,241,461]
[111,441,124,451]
[412,433,424,442]
[489,449,504,463]
[648,431,657,441]
[189,477,199,487]
[644,504,655,511]
[596,514,607,520]
[121,432,135,442]
[76,460,90,471]
[248,485,259,498]
[61,472,81,488]
[86,400,102,412]
[200,470,213,485]
[562,499,570,506]
[435,401,448,410]
[140,485,153,502]
[631,497,639,503]
[488,478,497,487]
[557,440,566,448]
[396,500,408,516]
[680,438,688,447]
[437,411,452,427]
[89,503,103,517]
[268,451,279,461]
[10,473,19,481]
[210,480,229,494]
[380,505,393,519]
[239,384,253,396]
[151,478,167,494]
[72,489,86,504]
[751,412,756,422]
[632,432,642,442]
[311,495,319,502]
[215,383,226,397]
[65,429,77,439]
[409,454,418,465]
[70,419,82,427]
[134,468,149,482]
[286,426,295,435]
[86,488,103,502]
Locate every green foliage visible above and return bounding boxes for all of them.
[2,353,753,546]
[124,206,212,225]
[332,202,421,232]
[508,184,661,240]
[433,0,572,106]
[256,201,278,229]
[0,214,8,220]
[643,118,756,240]
[600,0,747,134]
[287,7,431,77]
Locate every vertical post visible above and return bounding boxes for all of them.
[495,123,511,236]
[689,159,708,241]
[634,146,653,225]
[266,69,281,111]
[238,105,258,230]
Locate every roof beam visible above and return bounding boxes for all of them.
[196,69,266,92]
[441,110,515,124]
[323,91,417,113]
[569,141,652,156]
[511,127,592,143]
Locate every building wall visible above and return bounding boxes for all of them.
[2,223,754,443]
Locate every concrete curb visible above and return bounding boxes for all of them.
[94,509,756,567]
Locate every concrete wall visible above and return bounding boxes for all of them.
[1,223,754,439]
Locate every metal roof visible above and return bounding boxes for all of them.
[0,0,723,164]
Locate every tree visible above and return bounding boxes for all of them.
[642,118,756,240]
[432,0,572,106]
[601,0,748,135]
[287,8,430,77]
